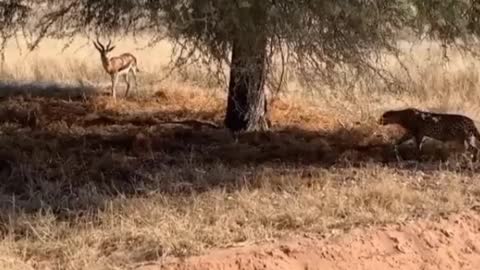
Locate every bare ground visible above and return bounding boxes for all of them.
[145,210,480,270]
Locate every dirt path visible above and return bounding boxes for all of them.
[138,210,480,270]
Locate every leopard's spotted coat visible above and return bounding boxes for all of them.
[378,108,480,161]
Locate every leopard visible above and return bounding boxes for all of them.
[378,108,480,161]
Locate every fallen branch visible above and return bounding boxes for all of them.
[83,113,220,129]
[156,120,220,129]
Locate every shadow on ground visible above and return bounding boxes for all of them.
[0,89,477,222]
[0,80,99,100]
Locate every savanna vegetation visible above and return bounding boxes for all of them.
[0,1,480,269]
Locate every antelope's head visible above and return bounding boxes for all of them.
[93,38,115,60]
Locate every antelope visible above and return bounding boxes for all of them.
[93,38,139,99]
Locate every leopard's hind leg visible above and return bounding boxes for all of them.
[465,134,479,162]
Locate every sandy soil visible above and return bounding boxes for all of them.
[138,210,480,270]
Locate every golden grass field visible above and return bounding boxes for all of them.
[0,34,480,269]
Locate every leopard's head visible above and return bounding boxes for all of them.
[378,108,417,126]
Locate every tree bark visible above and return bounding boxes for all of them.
[224,4,270,133]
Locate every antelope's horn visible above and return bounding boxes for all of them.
[96,37,104,50]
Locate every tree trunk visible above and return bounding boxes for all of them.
[224,4,270,133]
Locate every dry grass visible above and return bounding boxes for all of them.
[0,35,480,270]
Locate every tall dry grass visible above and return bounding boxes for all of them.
[0,34,480,270]
[2,35,480,118]
[0,35,222,96]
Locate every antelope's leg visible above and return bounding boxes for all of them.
[131,66,138,90]
[124,72,131,98]
[111,73,119,99]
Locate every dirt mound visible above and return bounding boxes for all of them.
[141,211,480,270]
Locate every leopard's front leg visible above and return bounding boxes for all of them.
[393,133,415,162]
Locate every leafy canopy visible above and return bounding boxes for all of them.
[1,0,480,86]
